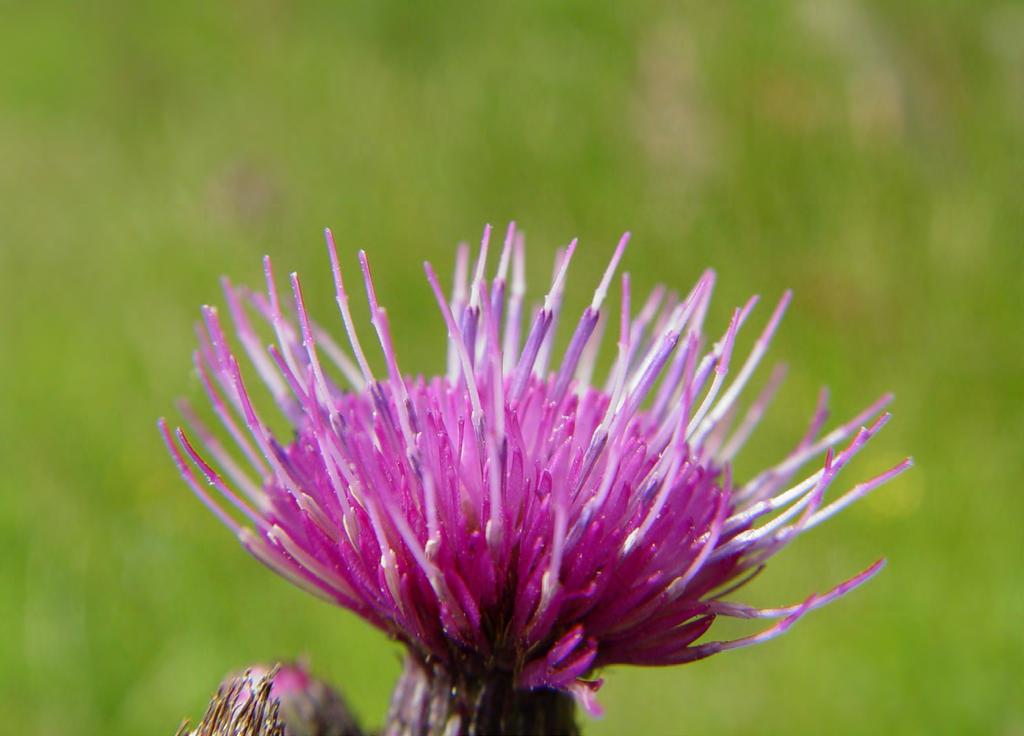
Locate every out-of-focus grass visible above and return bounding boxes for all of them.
[1,1,1021,734]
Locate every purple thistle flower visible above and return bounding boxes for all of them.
[161,224,909,729]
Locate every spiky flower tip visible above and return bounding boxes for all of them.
[177,667,285,736]
[179,663,362,736]
[161,224,910,734]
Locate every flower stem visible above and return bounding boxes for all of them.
[383,653,579,736]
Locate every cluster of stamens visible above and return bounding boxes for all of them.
[161,224,909,707]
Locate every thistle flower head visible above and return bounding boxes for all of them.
[161,224,909,709]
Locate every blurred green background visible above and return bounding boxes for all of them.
[2,1,1021,734]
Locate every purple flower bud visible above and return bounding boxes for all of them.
[177,667,285,736]
[254,663,362,736]
[179,664,361,736]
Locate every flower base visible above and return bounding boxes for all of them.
[383,653,579,736]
